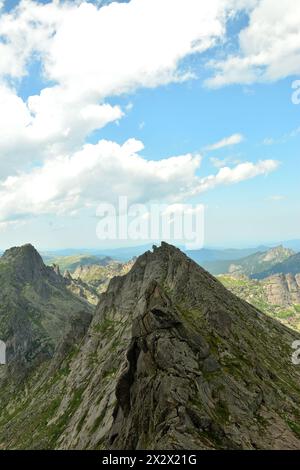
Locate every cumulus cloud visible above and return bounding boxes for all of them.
[43,0,229,96]
[192,159,279,194]
[205,133,244,151]
[0,0,73,78]
[0,139,202,221]
[0,0,283,224]
[0,139,278,222]
[0,83,123,176]
[0,0,233,176]
[207,0,300,87]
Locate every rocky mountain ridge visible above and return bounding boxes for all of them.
[264,273,300,307]
[254,252,300,279]
[0,243,300,449]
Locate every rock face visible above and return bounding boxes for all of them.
[59,259,135,305]
[0,244,92,383]
[218,274,300,333]
[1,243,300,450]
[62,269,100,305]
[264,274,300,307]
[72,259,135,294]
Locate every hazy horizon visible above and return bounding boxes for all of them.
[1,238,300,254]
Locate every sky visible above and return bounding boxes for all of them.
[0,0,299,250]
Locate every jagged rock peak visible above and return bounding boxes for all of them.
[63,270,72,280]
[2,243,44,266]
[138,241,188,264]
[1,243,47,281]
[3,243,40,258]
[263,245,294,261]
[123,241,211,285]
[52,263,61,276]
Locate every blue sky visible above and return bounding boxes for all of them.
[0,0,299,250]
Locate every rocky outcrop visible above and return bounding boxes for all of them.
[264,274,300,307]
[218,274,300,332]
[72,259,135,294]
[0,243,300,450]
[263,246,294,263]
[109,281,214,450]
[62,270,100,305]
[0,244,92,383]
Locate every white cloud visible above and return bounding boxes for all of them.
[0,0,71,79]
[207,0,300,87]
[0,0,232,95]
[192,159,279,194]
[0,0,236,177]
[0,139,202,221]
[0,0,282,225]
[0,138,279,222]
[205,133,244,151]
[43,0,227,96]
[0,83,123,177]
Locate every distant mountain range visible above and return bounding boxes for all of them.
[186,246,271,264]
[42,243,300,285]
[41,244,154,262]
[44,254,114,272]
[202,246,295,277]
[0,239,298,263]
[42,244,277,267]
[254,252,300,279]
